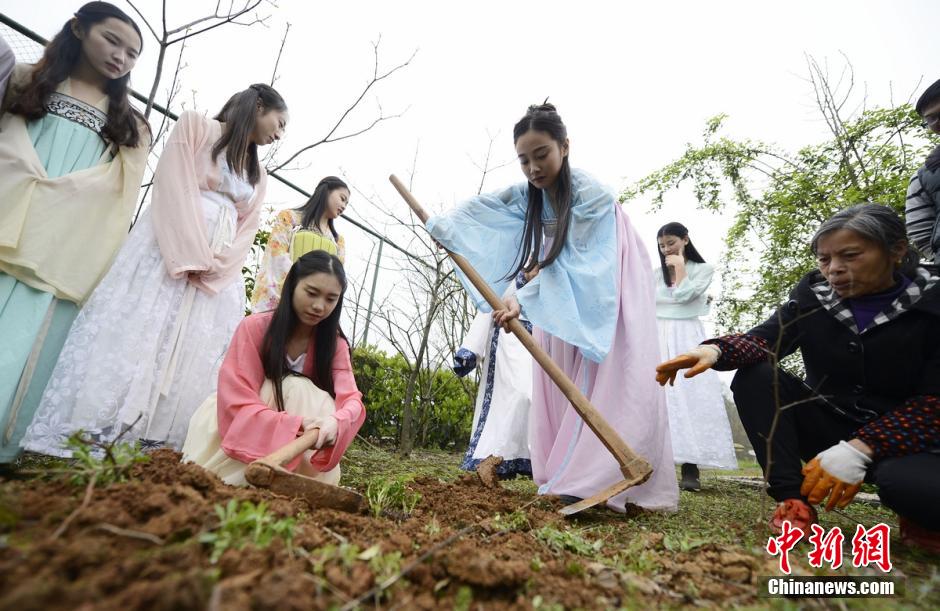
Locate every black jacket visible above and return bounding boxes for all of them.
[746,268,940,422]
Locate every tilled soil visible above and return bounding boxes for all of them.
[0,450,775,610]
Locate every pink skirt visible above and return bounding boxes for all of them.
[529,206,679,512]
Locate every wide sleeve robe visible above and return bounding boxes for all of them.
[216,312,366,472]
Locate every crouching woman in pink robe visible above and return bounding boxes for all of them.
[182,251,365,485]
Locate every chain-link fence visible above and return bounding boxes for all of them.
[0,12,432,347]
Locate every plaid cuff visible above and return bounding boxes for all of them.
[854,395,940,459]
[702,333,770,371]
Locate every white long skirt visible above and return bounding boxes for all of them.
[22,197,244,456]
[182,377,340,486]
[460,314,533,478]
[657,317,738,469]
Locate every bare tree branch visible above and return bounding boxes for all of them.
[270,39,416,171]
[269,22,291,86]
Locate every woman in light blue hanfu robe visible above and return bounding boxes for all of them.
[427,104,678,512]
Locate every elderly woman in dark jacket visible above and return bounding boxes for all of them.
[656,203,940,552]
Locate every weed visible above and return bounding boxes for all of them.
[532,595,565,610]
[454,585,473,611]
[530,555,544,572]
[662,533,708,553]
[365,474,421,518]
[425,515,442,536]
[619,549,659,575]
[199,499,295,564]
[310,542,403,583]
[533,525,603,556]
[565,560,585,577]
[65,432,149,486]
[491,510,530,532]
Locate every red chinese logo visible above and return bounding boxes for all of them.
[766,520,804,575]
[851,523,892,573]
[807,524,844,569]
[766,522,892,574]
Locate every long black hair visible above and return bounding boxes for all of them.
[656,222,706,287]
[7,1,148,148]
[510,102,573,277]
[296,176,348,238]
[260,250,348,411]
[212,83,286,186]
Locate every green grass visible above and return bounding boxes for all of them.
[364,474,421,518]
[198,499,295,564]
[341,439,464,490]
[340,440,940,609]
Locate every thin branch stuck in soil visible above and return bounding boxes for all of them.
[93,523,165,545]
[50,471,99,540]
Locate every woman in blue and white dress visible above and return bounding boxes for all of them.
[453,284,534,479]
[655,222,737,491]
[0,3,149,463]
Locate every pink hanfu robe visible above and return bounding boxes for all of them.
[207,312,364,475]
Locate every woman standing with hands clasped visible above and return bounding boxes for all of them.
[655,222,737,492]
[0,2,149,462]
[23,84,288,456]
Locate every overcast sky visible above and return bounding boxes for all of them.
[4,0,940,345]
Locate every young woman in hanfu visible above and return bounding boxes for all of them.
[655,222,737,491]
[22,85,288,456]
[0,2,149,463]
[453,289,534,479]
[427,104,678,512]
[250,176,350,313]
[182,251,365,486]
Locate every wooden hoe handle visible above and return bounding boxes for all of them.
[389,174,652,482]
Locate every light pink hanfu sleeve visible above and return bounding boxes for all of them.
[217,314,304,465]
[309,338,366,472]
[192,170,267,296]
[150,110,215,277]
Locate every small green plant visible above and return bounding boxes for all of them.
[662,533,708,553]
[530,555,544,572]
[365,475,421,518]
[453,585,473,611]
[618,549,659,574]
[533,525,603,556]
[491,509,530,532]
[65,431,149,485]
[199,499,295,563]
[425,515,442,536]
[532,595,565,610]
[565,560,585,577]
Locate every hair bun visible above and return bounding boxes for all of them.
[527,100,557,114]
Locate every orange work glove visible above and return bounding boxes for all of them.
[800,441,872,511]
[655,344,721,386]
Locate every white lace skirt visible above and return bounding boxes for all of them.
[657,317,738,469]
[22,198,244,456]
